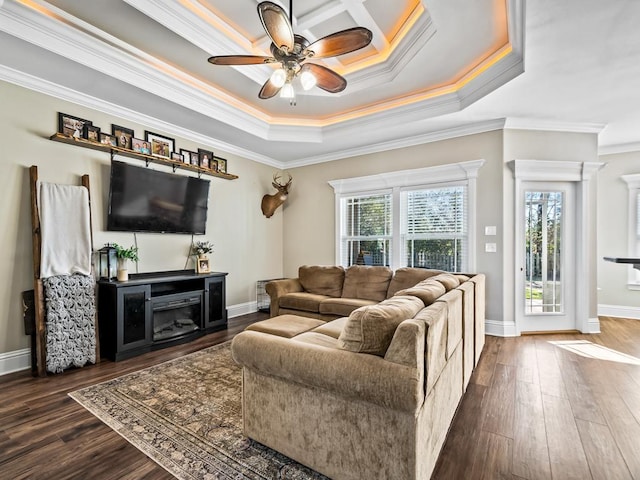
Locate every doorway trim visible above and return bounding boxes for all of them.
[510,159,604,334]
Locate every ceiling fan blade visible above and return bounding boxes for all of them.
[208,55,274,66]
[302,64,346,93]
[304,27,373,59]
[258,2,294,53]
[258,78,282,99]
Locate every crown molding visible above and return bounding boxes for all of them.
[0,64,281,167]
[0,0,290,140]
[504,117,605,134]
[598,141,640,156]
[286,119,506,168]
[123,0,271,85]
[336,5,436,93]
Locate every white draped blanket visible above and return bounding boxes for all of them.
[38,182,92,278]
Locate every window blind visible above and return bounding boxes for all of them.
[401,186,468,272]
[340,193,392,267]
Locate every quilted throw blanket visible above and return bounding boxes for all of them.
[43,274,96,373]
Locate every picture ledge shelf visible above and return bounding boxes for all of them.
[49,133,239,180]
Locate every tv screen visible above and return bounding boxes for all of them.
[107,160,210,234]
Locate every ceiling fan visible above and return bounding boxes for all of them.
[207,1,373,101]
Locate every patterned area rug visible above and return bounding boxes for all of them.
[69,342,327,479]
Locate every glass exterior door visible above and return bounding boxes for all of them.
[525,191,563,314]
[518,182,576,332]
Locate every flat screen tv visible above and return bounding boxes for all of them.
[107,160,210,234]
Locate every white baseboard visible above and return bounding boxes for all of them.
[598,304,640,320]
[0,301,259,377]
[0,348,31,376]
[227,301,258,320]
[485,319,518,337]
[585,317,601,333]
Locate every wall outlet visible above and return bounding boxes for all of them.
[485,226,497,236]
[485,243,497,253]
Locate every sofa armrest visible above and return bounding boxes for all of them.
[231,330,423,413]
[265,278,303,317]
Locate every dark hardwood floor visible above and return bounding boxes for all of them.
[1,315,639,479]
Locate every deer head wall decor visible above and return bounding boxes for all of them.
[261,172,292,218]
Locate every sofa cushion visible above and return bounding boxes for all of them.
[246,315,326,338]
[395,279,446,306]
[338,295,425,356]
[298,265,345,297]
[341,265,393,302]
[279,292,331,313]
[386,267,444,298]
[293,331,340,349]
[319,297,377,317]
[311,317,350,339]
[430,273,461,291]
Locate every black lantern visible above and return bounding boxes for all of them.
[98,244,117,280]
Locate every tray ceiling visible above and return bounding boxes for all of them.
[0,0,639,166]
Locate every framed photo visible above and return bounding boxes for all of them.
[211,159,219,172]
[131,137,150,154]
[58,113,92,138]
[198,148,213,170]
[83,124,101,142]
[171,152,183,161]
[217,157,227,173]
[196,257,210,274]
[190,152,199,166]
[99,133,118,147]
[145,131,174,158]
[112,125,134,149]
[180,149,196,165]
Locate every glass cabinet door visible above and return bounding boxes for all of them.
[117,285,152,351]
[204,276,227,330]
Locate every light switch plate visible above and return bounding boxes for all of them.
[485,226,497,236]
[485,243,497,253]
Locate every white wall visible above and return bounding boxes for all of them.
[0,80,284,355]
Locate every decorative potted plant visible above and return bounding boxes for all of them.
[192,240,214,259]
[113,243,139,282]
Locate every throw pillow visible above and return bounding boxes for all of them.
[395,279,446,306]
[298,265,345,297]
[338,295,424,356]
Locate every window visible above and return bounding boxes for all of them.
[401,186,468,271]
[330,160,484,272]
[340,193,392,266]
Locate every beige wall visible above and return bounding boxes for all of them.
[597,151,640,307]
[0,80,283,355]
[284,130,506,322]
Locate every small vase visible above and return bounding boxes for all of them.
[117,258,129,282]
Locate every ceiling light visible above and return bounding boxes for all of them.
[280,83,295,99]
[300,70,317,90]
[270,68,287,88]
[207,1,372,100]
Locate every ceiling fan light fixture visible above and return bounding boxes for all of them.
[280,82,295,99]
[208,1,373,101]
[300,70,317,90]
[270,68,287,88]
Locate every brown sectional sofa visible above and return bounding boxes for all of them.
[232,266,486,480]
[266,264,449,320]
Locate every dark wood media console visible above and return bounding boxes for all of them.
[98,270,227,361]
